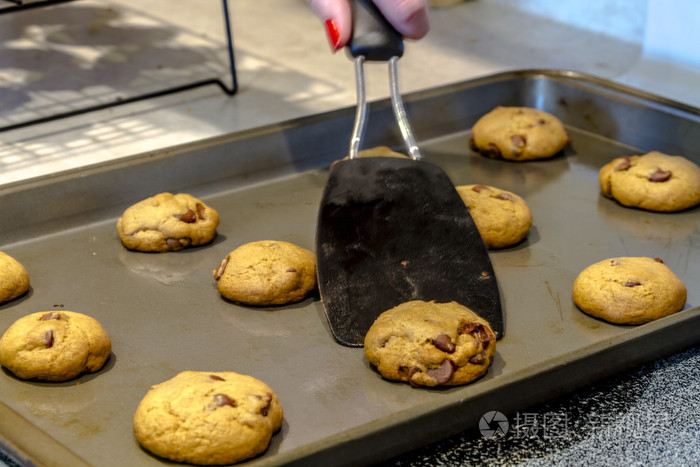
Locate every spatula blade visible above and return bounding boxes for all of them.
[316,157,504,346]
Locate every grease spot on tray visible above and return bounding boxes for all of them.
[544,280,563,322]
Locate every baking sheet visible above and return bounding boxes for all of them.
[0,70,698,467]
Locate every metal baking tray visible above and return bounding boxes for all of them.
[1,70,699,467]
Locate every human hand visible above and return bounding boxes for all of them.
[307,0,430,52]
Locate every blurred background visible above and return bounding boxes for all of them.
[0,0,698,184]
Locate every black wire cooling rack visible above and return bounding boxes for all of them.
[0,0,237,133]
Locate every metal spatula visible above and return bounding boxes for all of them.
[316,0,503,346]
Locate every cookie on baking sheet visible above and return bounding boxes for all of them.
[364,301,496,387]
[469,106,570,161]
[599,151,700,212]
[455,184,533,249]
[0,311,111,381]
[133,371,283,466]
[213,241,317,306]
[341,145,410,160]
[0,252,29,304]
[117,192,220,252]
[573,257,687,325]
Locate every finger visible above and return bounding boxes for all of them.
[307,0,353,51]
[373,0,430,39]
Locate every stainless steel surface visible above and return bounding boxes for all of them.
[0,70,699,466]
[388,56,421,160]
[349,56,367,160]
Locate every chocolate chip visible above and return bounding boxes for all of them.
[494,192,513,201]
[40,312,61,321]
[166,238,191,250]
[426,360,454,384]
[433,334,455,353]
[196,203,206,220]
[408,366,422,387]
[483,143,502,159]
[460,322,491,348]
[654,257,664,264]
[166,238,181,250]
[259,393,273,416]
[614,156,631,172]
[213,257,229,280]
[459,322,479,335]
[210,375,225,381]
[44,330,54,348]
[625,280,642,287]
[286,268,298,273]
[213,393,236,408]
[474,324,491,348]
[471,185,491,193]
[649,168,672,182]
[469,351,487,365]
[174,209,196,223]
[511,134,526,150]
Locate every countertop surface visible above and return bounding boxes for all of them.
[1,0,699,466]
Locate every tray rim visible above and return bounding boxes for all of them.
[3,68,700,195]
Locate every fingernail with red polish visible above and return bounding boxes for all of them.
[324,18,341,52]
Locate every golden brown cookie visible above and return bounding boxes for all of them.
[117,192,220,252]
[469,106,570,161]
[599,151,700,212]
[364,301,496,387]
[213,241,317,306]
[455,184,533,248]
[133,371,283,465]
[0,311,111,381]
[573,257,687,325]
[341,146,409,160]
[0,252,29,304]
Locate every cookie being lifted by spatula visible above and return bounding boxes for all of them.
[315,0,503,347]
[364,301,496,387]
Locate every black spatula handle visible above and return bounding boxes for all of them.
[349,0,404,61]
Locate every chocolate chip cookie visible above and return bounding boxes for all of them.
[573,257,687,325]
[599,151,700,212]
[0,311,111,381]
[455,184,533,249]
[469,106,570,161]
[364,301,496,387]
[342,145,409,160]
[133,371,283,465]
[213,241,317,306]
[117,192,220,252]
[0,252,29,304]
